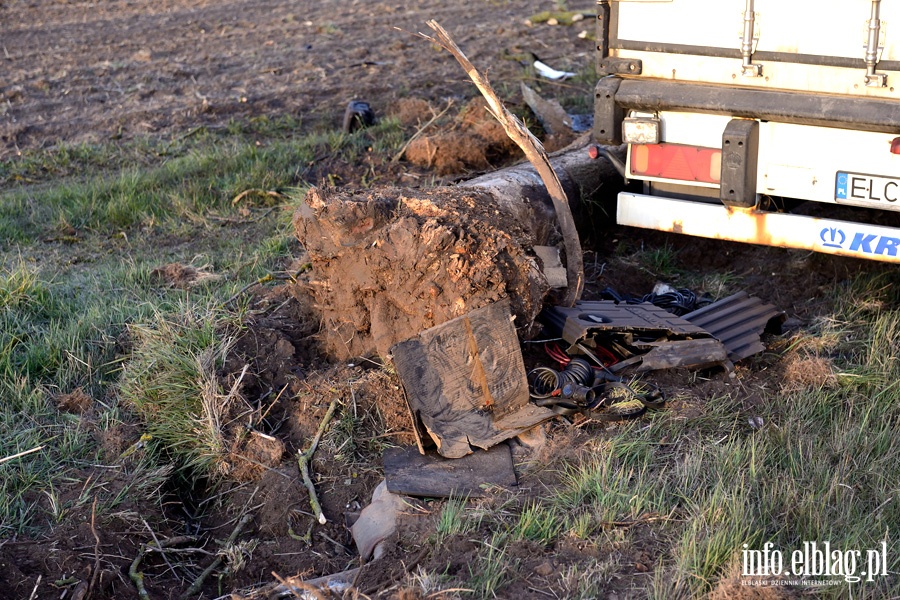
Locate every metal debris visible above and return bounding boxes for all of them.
[683,291,785,362]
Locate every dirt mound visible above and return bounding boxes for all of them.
[405,98,523,175]
[390,97,436,127]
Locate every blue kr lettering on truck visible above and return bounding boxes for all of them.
[820,227,900,256]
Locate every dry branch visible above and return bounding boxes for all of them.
[130,535,200,600]
[420,20,584,305]
[87,498,101,600]
[297,399,340,525]
[0,445,43,465]
[178,512,254,600]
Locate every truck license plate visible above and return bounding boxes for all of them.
[835,171,900,209]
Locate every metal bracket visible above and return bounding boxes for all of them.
[593,77,623,146]
[598,57,642,76]
[740,1,762,77]
[866,72,888,87]
[864,0,887,87]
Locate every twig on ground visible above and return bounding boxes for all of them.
[129,552,151,600]
[297,399,340,525]
[232,189,285,206]
[418,20,584,305]
[223,265,312,308]
[271,571,330,600]
[0,445,43,464]
[130,535,199,600]
[178,512,254,600]
[27,575,41,600]
[391,99,454,163]
[87,498,101,600]
[142,519,177,579]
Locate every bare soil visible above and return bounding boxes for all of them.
[2,0,896,599]
[1,0,591,159]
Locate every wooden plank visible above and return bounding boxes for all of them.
[391,300,555,458]
[383,444,517,498]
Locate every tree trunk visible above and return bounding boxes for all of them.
[293,141,617,360]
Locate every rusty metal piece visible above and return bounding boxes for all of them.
[683,291,785,362]
[540,300,731,372]
[541,300,712,348]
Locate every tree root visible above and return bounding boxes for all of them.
[297,398,340,525]
[178,512,254,600]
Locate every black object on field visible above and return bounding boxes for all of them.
[342,100,376,133]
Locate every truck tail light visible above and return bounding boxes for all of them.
[630,143,722,184]
[892,137,900,154]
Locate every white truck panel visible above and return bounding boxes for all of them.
[612,0,900,97]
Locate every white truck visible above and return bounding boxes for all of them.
[593,0,900,262]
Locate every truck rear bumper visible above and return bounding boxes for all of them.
[617,192,900,263]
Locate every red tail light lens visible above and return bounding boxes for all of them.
[630,143,722,184]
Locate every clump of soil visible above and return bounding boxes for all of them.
[227,431,285,481]
[150,262,221,289]
[390,97,436,127]
[55,387,92,413]
[404,98,522,175]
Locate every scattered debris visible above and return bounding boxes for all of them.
[383,443,517,498]
[342,100,376,133]
[683,291,785,362]
[527,358,666,420]
[532,57,577,80]
[541,300,731,372]
[601,283,714,316]
[351,480,407,560]
[391,301,555,458]
[521,83,572,136]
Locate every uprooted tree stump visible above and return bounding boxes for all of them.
[295,185,552,359]
[294,140,619,360]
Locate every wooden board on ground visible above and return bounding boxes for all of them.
[391,300,555,459]
[383,444,517,498]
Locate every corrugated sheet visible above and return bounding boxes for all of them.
[541,300,711,348]
[683,291,785,362]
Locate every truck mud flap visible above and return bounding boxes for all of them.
[617,192,900,264]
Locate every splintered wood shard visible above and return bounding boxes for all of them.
[422,19,584,306]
